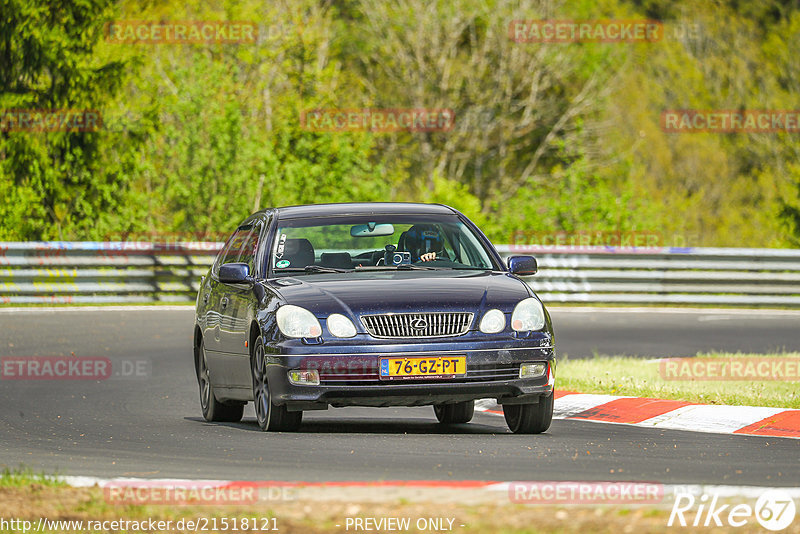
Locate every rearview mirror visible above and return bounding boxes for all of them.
[219,262,253,285]
[507,255,538,276]
[350,222,395,237]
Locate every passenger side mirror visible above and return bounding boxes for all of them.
[507,255,538,276]
[219,262,253,285]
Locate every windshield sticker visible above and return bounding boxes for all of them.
[276,259,290,268]
[422,230,438,238]
[275,233,287,259]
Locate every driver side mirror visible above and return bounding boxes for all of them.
[219,262,253,285]
[507,255,538,276]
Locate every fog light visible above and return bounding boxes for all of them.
[519,362,547,379]
[288,369,320,386]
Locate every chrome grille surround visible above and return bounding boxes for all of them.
[361,312,474,339]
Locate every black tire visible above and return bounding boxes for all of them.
[197,337,244,422]
[503,394,553,434]
[251,338,302,432]
[433,400,475,424]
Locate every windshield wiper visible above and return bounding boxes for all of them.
[278,266,352,273]
[351,264,445,271]
[395,264,444,270]
[304,265,352,273]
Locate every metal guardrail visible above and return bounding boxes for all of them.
[0,242,220,304]
[497,245,800,306]
[1,242,800,305]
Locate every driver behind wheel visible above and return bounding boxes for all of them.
[399,225,446,262]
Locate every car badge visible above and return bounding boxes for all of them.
[410,318,428,329]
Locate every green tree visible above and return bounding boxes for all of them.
[114,0,389,236]
[0,0,142,240]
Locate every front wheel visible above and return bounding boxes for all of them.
[433,400,474,424]
[251,338,302,432]
[503,394,553,434]
[197,337,244,422]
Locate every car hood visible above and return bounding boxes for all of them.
[266,270,533,317]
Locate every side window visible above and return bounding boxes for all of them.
[212,234,235,277]
[238,223,261,273]
[212,226,253,276]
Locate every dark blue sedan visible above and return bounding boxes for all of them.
[193,203,555,433]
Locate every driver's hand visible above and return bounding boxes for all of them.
[420,252,437,262]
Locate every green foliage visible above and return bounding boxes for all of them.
[1,0,799,247]
[0,0,140,240]
[424,174,488,229]
[106,0,387,236]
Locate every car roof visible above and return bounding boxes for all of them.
[268,202,458,220]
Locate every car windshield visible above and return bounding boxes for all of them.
[269,215,496,274]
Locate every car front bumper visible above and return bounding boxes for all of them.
[263,343,556,409]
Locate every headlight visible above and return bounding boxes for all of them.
[327,313,357,338]
[276,305,322,338]
[479,309,505,333]
[511,298,545,331]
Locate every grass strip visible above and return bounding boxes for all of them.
[557,352,800,409]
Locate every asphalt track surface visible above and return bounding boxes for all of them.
[1,307,798,485]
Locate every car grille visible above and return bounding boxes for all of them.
[361,312,473,338]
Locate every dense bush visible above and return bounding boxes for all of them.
[1,0,798,246]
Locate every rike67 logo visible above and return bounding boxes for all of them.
[668,489,796,531]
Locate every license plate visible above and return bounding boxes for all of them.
[379,356,466,380]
